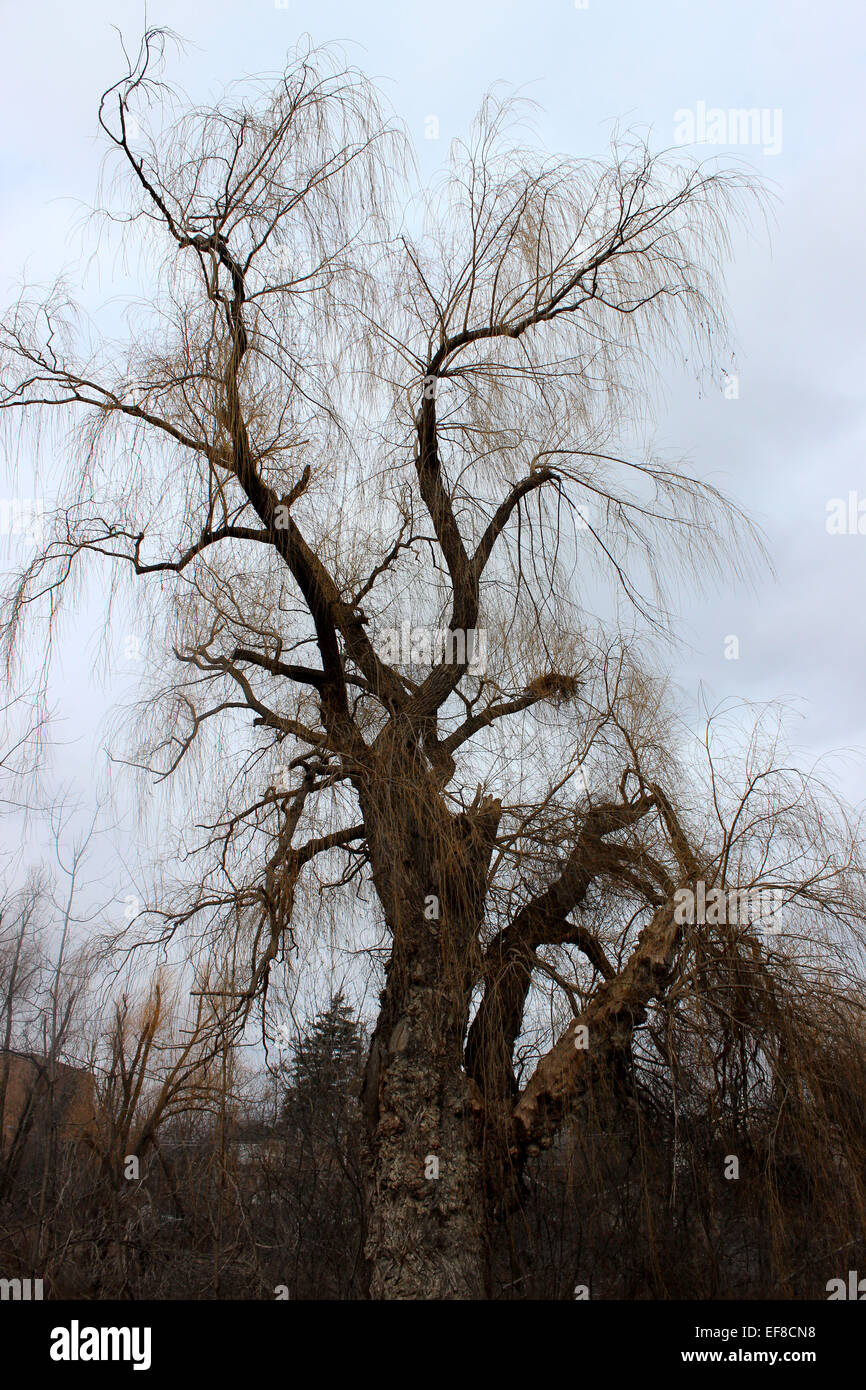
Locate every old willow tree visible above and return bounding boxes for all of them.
[4,33,866,1298]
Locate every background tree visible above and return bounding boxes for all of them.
[271,992,366,1297]
[280,992,363,1131]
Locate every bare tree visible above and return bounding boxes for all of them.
[3,31,864,1300]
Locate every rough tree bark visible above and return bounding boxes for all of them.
[358,739,500,1298]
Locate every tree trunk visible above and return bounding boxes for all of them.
[357,752,499,1298]
[362,976,488,1299]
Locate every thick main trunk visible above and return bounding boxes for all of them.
[362,978,487,1299]
[357,753,500,1299]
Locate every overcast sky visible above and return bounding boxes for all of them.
[2,0,865,849]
